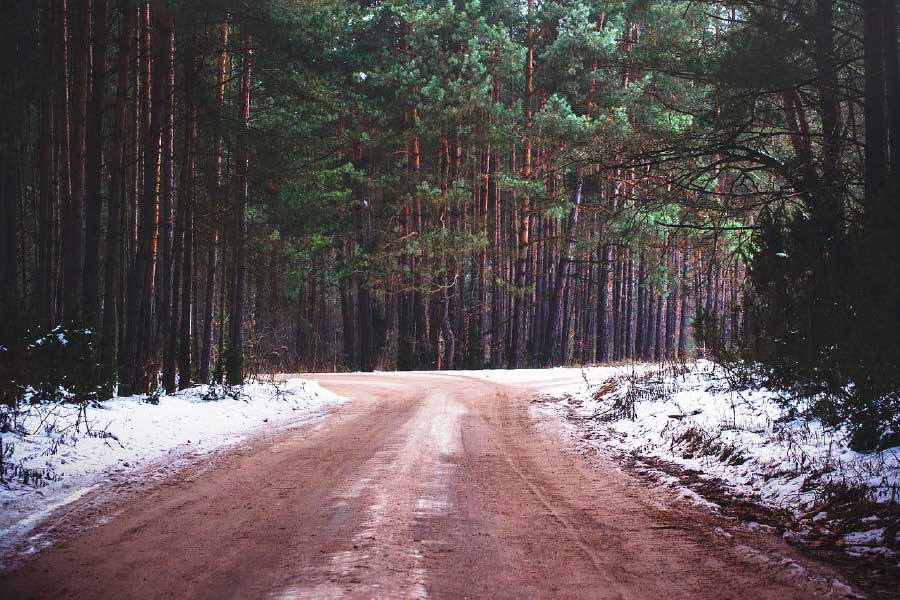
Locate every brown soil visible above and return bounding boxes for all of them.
[0,373,860,599]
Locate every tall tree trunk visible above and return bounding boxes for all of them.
[532,216,545,357]
[883,0,900,186]
[665,239,678,359]
[542,171,582,365]
[37,0,56,328]
[596,233,611,362]
[476,142,490,368]
[83,0,109,320]
[200,19,228,383]
[678,241,692,359]
[490,143,503,367]
[56,0,73,328]
[411,115,432,367]
[100,1,133,395]
[625,251,635,359]
[164,43,197,392]
[121,5,167,396]
[644,282,656,360]
[0,152,16,335]
[226,31,252,385]
[612,250,622,359]
[157,14,175,345]
[178,96,196,390]
[163,152,185,393]
[63,0,89,324]
[439,133,455,369]
[338,237,355,368]
[814,0,845,236]
[509,0,533,369]
[863,0,887,208]
[635,250,646,358]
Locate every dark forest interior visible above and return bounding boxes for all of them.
[1,0,899,451]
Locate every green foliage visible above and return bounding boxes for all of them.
[0,327,103,407]
[745,207,900,452]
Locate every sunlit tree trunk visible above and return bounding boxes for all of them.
[121,5,167,396]
[509,0,534,369]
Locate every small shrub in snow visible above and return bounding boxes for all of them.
[200,383,248,403]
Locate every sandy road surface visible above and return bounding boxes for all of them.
[1,372,852,599]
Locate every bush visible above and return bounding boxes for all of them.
[744,207,900,452]
[0,325,103,407]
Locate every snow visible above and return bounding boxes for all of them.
[457,365,627,396]
[843,528,885,545]
[0,378,347,559]
[504,360,900,561]
[531,360,900,509]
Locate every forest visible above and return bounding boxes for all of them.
[1,0,899,451]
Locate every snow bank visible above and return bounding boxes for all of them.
[544,360,900,509]
[457,366,622,395]
[530,361,900,563]
[0,378,347,558]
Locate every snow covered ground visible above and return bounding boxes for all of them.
[542,360,900,506]
[0,378,347,559]
[521,360,900,562]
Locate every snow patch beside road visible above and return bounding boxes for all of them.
[538,360,900,509]
[524,360,900,566]
[0,378,347,559]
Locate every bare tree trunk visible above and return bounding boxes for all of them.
[509,0,533,369]
[0,153,16,335]
[624,248,635,359]
[37,0,56,328]
[476,142,490,368]
[178,121,194,391]
[612,251,622,359]
[338,237,355,368]
[542,172,582,365]
[678,241,692,359]
[863,0,887,207]
[665,240,678,359]
[83,0,109,321]
[644,282,656,360]
[531,216,545,357]
[635,250,646,358]
[157,15,175,346]
[100,1,133,395]
[200,19,227,383]
[490,144,503,367]
[226,31,252,385]
[438,133,454,369]
[164,44,197,392]
[63,0,89,324]
[121,5,167,396]
[654,291,664,362]
[411,117,432,367]
[883,0,900,186]
[163,155,185,393]
[597,234,611,362]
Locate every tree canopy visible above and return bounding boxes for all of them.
[1,0,898,450]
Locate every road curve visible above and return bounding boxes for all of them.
[1,372,849,599]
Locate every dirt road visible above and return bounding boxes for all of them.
[1,373,853,599]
